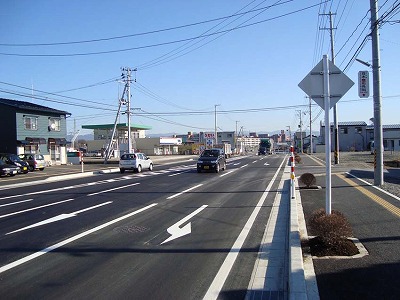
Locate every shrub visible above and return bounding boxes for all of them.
[308,209,353,244]
[294,154,301,163]
[299,173,316,187]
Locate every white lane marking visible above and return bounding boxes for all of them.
[233,163,241,166]
[0,203,157,275]
[6,201,113,235]
[264,163,270,166]
[169,170,191,177]
[0,199,33,208]
[346,172,400,201]
[87,182,140,196]
[203,155,287,299]
[252,161,257,164]
[219,170,235,177]
[0,199,74,219]
[166,184,203,200]
[161,205,208,245]
[240,164,248,168]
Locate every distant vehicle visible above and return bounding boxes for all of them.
[119,153,153,173]
[0,160,19,177]
[214,143,232,158]
[84,151,102,157]
[18,153,45,171]
[197,148,227,173]
[258,138,273,155]
[0,153,29,174]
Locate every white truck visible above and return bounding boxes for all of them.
[215,143,232,158]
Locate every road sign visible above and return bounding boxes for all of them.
[206,139,213,148]
[358,71,370,98]
[298,58,354,110]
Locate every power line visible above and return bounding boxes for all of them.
[0,3,291,47]
[0,1,327,58]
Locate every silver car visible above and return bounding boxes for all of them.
[119,153,153,173]
[19,154,46,171]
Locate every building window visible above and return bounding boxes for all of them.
[355,127,362,133]
[48,118,61,131]
[24,116,38,130]
[340,127,348,134]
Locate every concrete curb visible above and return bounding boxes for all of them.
[294,178,320,300]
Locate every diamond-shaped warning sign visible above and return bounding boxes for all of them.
[298,58,354,110]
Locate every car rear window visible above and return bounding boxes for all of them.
[121,154,136,160]
[35,154,44,160]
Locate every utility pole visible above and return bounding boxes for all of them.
[121,67,138,154]
[296,110,303,153]
[321,11,339,163]
[370,0,384,186]
[235,120,239,154]
[309,97,313,154]
[286,126,291,146]
[214,104,220,145]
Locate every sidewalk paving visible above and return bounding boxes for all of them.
[295,154,400,299]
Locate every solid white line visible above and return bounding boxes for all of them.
[240,164,248,168]
[203,155,287,299]
[87,182,140,196]
[166,184,203,199]
[0,203,157,274]
[0,199,74,219]
[346,172,400,201]
[0,199,33,208]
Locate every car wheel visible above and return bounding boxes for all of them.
[215,163,220,173]
[9,174,16,177]
[28,165,34,172]
[120,168,125,174]
[148,163,153,171]
[223,162,226,171]
[137,165,142,173]
[39,168,45,171]
[197,168,202,173]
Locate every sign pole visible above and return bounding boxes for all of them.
[323,55,332,215]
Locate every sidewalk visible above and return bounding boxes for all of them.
[295,154,400,299]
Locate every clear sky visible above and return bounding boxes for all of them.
[1,1,399,137]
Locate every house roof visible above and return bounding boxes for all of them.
[0,98,71,116]
[321,121,367,127]
[82,123,152,131]
[366,124,400,130]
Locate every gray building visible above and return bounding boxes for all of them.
[320,121,400,152]
[0,98,70,164]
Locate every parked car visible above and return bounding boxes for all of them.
[119,153,153,173]
[197,148,227,173]
[0,153,29,174]
[18,153,46,171]
[0,160,20,177]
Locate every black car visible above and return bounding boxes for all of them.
[0,153,29,174]
[197,148,227,173]
[0,160,20,177]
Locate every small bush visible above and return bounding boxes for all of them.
[294,155,301,163]
[299,173,316,187]
[308,209,353,244]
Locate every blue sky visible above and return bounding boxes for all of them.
[1,1,399,137]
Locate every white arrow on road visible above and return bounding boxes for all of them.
[160,205,207,245]
[6,201,112,235]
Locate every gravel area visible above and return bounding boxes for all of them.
[308,151,400,199]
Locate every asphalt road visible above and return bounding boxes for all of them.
[0,155,287,299]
